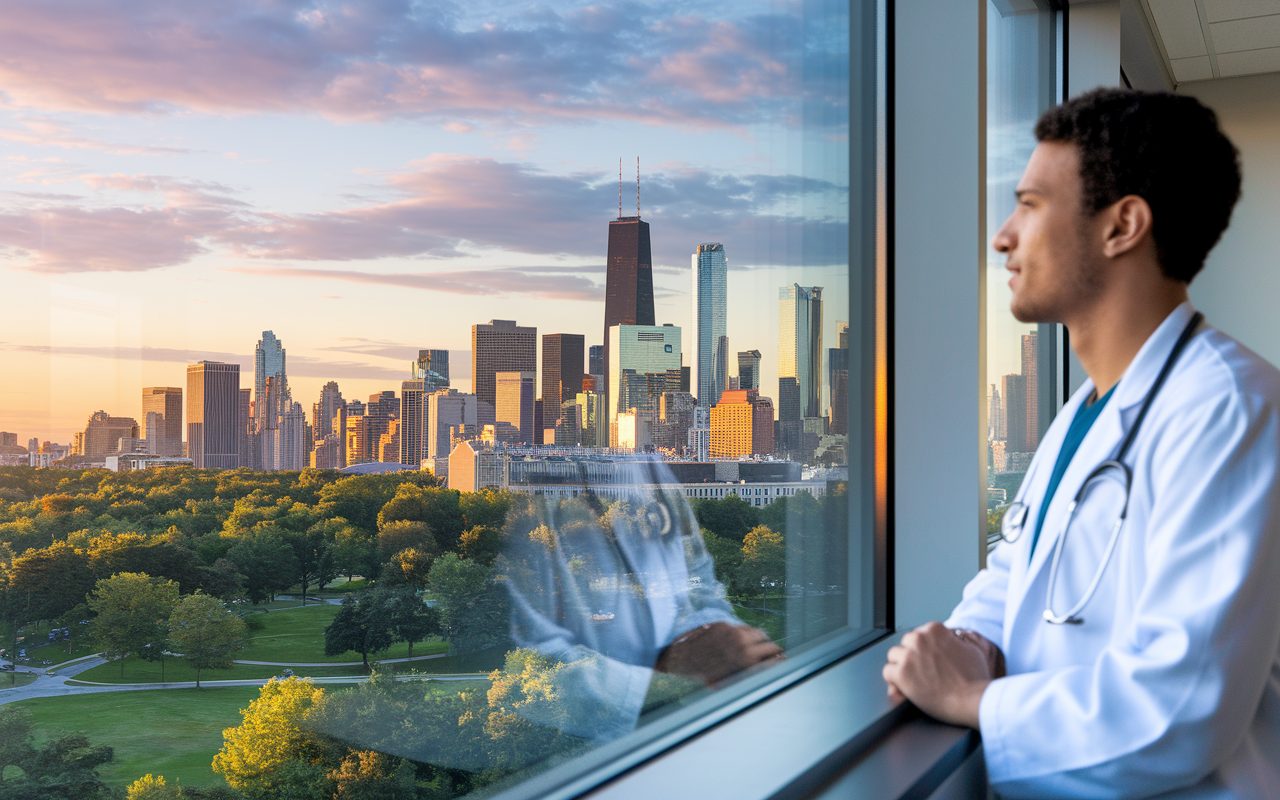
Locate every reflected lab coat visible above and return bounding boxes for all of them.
[947,303,1280,799]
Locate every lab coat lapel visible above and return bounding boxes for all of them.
[1017,303,1199,605]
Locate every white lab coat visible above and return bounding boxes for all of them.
[948,302,1280,799]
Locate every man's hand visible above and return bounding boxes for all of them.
[882,622,1002,728]
[655,622,784,686]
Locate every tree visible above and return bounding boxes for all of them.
[376,484,465,552]
[427,553,509,655]
[327,750,416,800]
[692,495,759,542]
[375,519,438,564]
[86,572,179,678]
[382,586,440,658]
[701,530,744,595]
[323,591,395,671]
[284,524,337,605]
[459,490,514,531]
[324,519,374,583]
[212,676,329,798]
[739,525,786,610]
[225,529,297,604]
[126,774,182,800]
[8,542,95,623]
[386,548,433,589]
[167,592,247,688]
[459,525,503,567]
[0,707,114,800]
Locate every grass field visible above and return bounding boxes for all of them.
[0,672,37,689]
[69,657,369,684]
[731,604,785,644]
[14,686,263,789]
[238,604,448,664]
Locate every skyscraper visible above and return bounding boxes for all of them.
[81,411,140,458]
[142,387,183,456]
[710,390,775,458]
[608,324,681,444]
[187,361,241,469]
[1002,373,1028,453]
[254,330,286,425]
[692,243,728,407]
[602,213,655,408]
[238,388,252,467]
[428,390,478,463]
[472,320,537,410]
[365,391,398,462]
[1021,332,1040,451]
[988,384,1005,442]
[313,381,344,440]
[779,284,824,419]
[495,371,536,445]
[541,333,585,428]
[411,350,450,392]
[738,350,762,391]
[588,345,604,377]
[828,322,850,436]
[400,380,427,466]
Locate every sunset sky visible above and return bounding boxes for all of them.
[0,0,855,444]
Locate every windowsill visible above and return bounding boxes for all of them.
[578,632,982,800]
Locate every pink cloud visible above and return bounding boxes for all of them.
[221,264,604,302]
[0,1,825,129]
[0,157,846,274]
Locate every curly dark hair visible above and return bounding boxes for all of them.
[1034,88,1241,283]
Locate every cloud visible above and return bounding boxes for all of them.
[0,158,847,274]
[0,118,192,156]
[0,342,409,381]
[0,1,844,129]
[223,264,605,302]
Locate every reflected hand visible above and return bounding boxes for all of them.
[881,622,999,729]
[655,622,784,686]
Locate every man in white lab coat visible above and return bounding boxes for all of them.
[883,88,1280,798]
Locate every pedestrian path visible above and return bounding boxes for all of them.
[233,653,447,667]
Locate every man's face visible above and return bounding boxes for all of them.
[992,141,1101,324]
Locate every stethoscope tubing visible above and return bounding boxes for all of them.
[1002,312,1205,625]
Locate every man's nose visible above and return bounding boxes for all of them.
[991,217,1015,255]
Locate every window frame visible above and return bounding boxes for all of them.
[499,0,993,797]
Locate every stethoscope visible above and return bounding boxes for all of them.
[1000,312,1204,625]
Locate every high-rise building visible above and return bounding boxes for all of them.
[254,330,286,426]
[607,324,682,442]
[379,419,401,463]
[828,321,850,436]
[602,214,655,409]
[779,285,824,419]
[238,388,252,467]
[411,350,450,392]
[279,402,308,470]
[311,434,343,469]
[400,380,427,466]
[313,381,344,440]
[710,389,775,458]
[692,243,728,407]
[472,320,537,410]
[541,334,585,428]
[588,345,604,377]
[574,391,606,448]
[187,361,241,469]
[1002,373,1028,454]
[361,391,398,463]
[142,387,183,457]
[989,384,1005,442]
[345,413,373,466]
[80,411,140,458]
[1021,332,1040,451]
[495,371,536,445]
[428,390,478,466]
[0,433,16,448]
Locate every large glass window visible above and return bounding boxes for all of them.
[985,0,1064,552]
[0,1,880,798]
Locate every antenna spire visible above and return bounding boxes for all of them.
[618,158,622,219]
[636,156,640,218]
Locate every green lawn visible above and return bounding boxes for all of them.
[68,656,370,684]
[731,604,785,645]
[14,686,263,789]
[0,672,37,689]
[0,620,94,666]
[238,604,448,664]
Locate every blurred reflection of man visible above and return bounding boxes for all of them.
[499,459,782,741]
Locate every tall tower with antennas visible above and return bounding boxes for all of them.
[602,157,655,415]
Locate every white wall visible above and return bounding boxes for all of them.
[1182,72,1280,367]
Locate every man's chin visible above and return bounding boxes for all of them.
[1009,299,1052,324]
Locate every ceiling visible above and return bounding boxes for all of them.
[1141,0,1280,84]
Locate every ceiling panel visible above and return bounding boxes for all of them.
[1148,0,1211,58]
[1203,0,1280,24]
[1171,54,1217,79]
[1209,13,1280,51]
[1217,44,1280,74]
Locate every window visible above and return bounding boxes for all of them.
[985,0,1065,554]
[0,1,884,799]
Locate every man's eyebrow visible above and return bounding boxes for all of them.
[1014,188,1045,200]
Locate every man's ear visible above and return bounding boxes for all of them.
[1100,194,1154,259]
